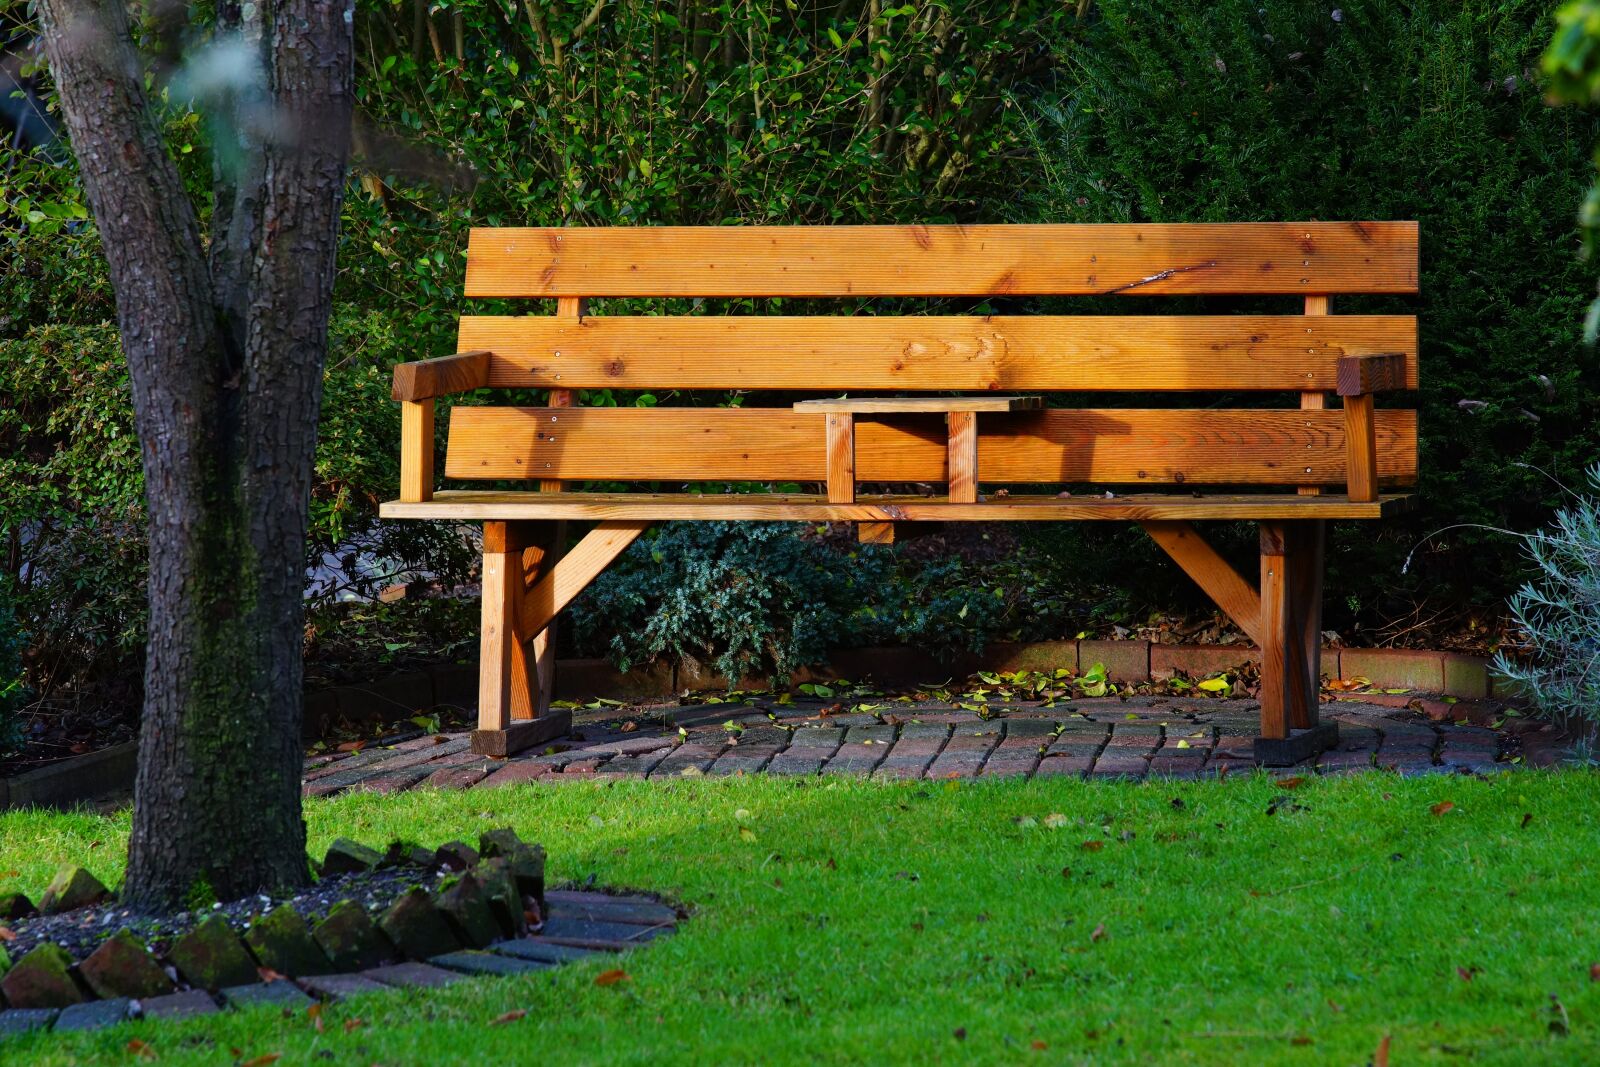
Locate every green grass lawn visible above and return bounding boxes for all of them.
[3,771,1597,1065]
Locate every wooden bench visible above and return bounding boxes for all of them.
[380,223,1419,765]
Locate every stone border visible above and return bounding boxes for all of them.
[309,643,1501,730]
[0,888,676,1038]
[0,830,680,1039]
[0,743,138,813]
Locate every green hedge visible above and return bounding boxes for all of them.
[1020,0,1600,617]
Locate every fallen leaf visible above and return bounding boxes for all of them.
[0,927,15,942]
[126,1038,157,1060]
[619,721,638,733]
[1043,813,1068,829]
[490,1009,528,1025]
[1031,1040,1048,1051]
[255,967,285,983]
[1590,962,1600,982]
[1290,1036,1313,1046]
[336,740,367,753]
[1275,776,1307,790]
[738,827,757,843]
[953,1028,967,1040]
[595,969,629,987]
[1090,923,1107,942]
[343,1018,363,1033]
[1521,812,1534,829]
[1375,1034,1391,1067]
[1431,801,1455,816]
[307,1002,324,1033]
[240,1056,282,1067]
[1457,966,1475,982]
[1080,840,1104,852]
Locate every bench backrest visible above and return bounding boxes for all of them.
[437,223,1419,493]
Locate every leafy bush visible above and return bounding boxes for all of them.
[1492,465,1600,746]
[0,314,474,703]
[0,578,26,757]
[1022,0,1600,620]
[568,523,889,684]
[568,523,1082,684]
[0,325,148,700]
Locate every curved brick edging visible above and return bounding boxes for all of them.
[307,642,1501,731]
[0,832,682,1038]
[0,888,676,1038]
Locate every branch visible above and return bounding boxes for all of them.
[568,0,609,46]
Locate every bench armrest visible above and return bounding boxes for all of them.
[1335,353,1406,503]
[394,351,491,503]
[391,350,492,402]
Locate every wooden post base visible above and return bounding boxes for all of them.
[470,711,574,757]
[1253,721,1338,767]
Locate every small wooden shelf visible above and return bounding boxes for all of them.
[792,396,1042,414]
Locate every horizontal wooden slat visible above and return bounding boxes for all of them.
[460,315,1418,391]
[794,396,1042,413]
[465,223,1419,297]
[382,490,1416,522]
[444,407,1417,486]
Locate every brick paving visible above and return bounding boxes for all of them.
[300,694,1541,797]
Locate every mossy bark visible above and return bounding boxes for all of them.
[38,0,354,909]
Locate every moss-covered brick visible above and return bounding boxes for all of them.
[78,929,174,999]
[378,886,460,960]
[380,840,434,869]
[434,841,478,871]
[244,904,332,978]
[320,838,385,876]
[0,944,86,1008]
[478,828,546,906]
[313,900,394,971]
[434,872,499,948]
[168,914,260,990]
[37,866,109,915]
[476,857,526,939]
[0,893,37,921]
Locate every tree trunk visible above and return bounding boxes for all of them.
[39,0,354,910]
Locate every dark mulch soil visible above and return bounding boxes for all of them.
[5,866,451,962]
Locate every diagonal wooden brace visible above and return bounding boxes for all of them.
[517,521,651,642]
[1139,521,1262,646]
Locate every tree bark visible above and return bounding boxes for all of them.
[39,0,354,910]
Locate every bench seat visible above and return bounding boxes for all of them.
[380,490,1416,523]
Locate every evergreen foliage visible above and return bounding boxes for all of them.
[1023,0,1600,613]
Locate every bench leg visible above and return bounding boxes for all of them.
[474,520,571,757]
[1255,520,1337,765]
